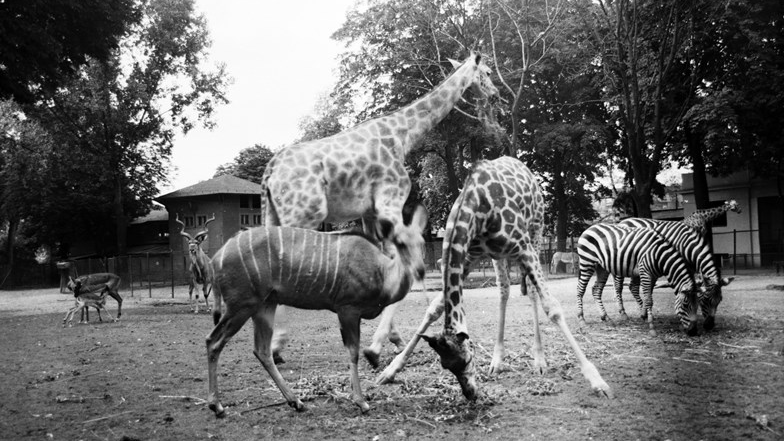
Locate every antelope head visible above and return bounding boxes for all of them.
[176,213,215,256]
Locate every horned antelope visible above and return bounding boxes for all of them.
[66,273,122,321]
[63,289,116,327]
[206,206,428,416]
[176,213,215,313]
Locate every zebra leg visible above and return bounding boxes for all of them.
[629,276,645,320]
[613,275,629,321]
[640,276,656,336]
[591,269,611,321]
[575,263,595,326]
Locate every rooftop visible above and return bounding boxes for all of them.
[156,174,262,200]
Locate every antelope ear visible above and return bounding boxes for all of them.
[410,205,429,233]
[419,333,438,347]
[378,218,395,240]
[448,58,461,69]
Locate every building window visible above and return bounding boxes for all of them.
[197,215,208,226]
[240,195,250,208]
[184,216,194,227]
[253,214,262,225]
[240,214,250,226]
[253,195,261,209]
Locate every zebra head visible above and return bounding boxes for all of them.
[700,276,734,331]
[674,283,703,336]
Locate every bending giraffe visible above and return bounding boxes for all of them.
[260,52,498,361]
[376,157,612,401]
[681,200,741,237]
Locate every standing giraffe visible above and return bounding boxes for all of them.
[377,157,612,400]
[681,200,741,237]
[261,53,498,360]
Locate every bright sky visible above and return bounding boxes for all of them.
[161,0,356,194]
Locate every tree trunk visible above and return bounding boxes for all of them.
[114,176,127,255]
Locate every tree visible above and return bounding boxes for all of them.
[587,0,698,218]
[24,0,229,255]
[214,144,275,184]
[675,0,784,210]
[0,0,139,103]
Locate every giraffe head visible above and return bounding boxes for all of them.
[725,199,742,214]
[699,276,734,331]
[421,332,478,401]
[449,52,498,103]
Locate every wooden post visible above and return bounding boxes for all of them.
[732,229,737,275]
[170,252,175,298]
[147,252,152,298]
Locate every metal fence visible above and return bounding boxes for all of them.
[0,241,571,293]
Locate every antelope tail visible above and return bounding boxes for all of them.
[210,260,222,326]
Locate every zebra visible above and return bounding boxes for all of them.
[618,217,734,331]
[576,223,702,336]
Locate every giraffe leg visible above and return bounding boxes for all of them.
[206,304,255,417]
[525,255,612,398]
[252,304,305,411]
[376,294,445,385]
[613,275,629,321]
[524,273,547,374]
[338,309,370,412]
[489,259,510,375]
[363,302,400,369]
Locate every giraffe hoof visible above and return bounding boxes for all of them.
[273,353,285,365]
[290,400,305,412]
[362,349,380,369]
[209,403,226,418]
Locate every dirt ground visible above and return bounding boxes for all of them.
[1,272,783,441]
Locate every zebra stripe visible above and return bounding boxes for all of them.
[619,217,724,328]
[576,223,698,334]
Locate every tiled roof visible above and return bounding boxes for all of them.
[156,174,263,200]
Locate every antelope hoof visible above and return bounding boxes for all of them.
[357,401,370,414]
[362,349,380,369]
[594,382,614,399]
[209,402,225,418]
[289,399,305,412]
[648,329,657,337]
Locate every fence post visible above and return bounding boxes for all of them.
[147,252,152,298]
[170,252,174,298]
[129,255,134,298]
[732,229,737,275]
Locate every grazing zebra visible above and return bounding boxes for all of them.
[576,223,701,335]
[619,218,734,331]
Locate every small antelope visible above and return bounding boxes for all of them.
[176,213,215,313]
[63,290,116,327]
[66,273,122,321]
[206,206,427,416]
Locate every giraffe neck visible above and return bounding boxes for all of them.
[373,58,477,159]
[442,186,482,336]
[692,205,730,226]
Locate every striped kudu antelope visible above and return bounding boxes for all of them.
[206,206,427,416]
[176,214,215,313]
